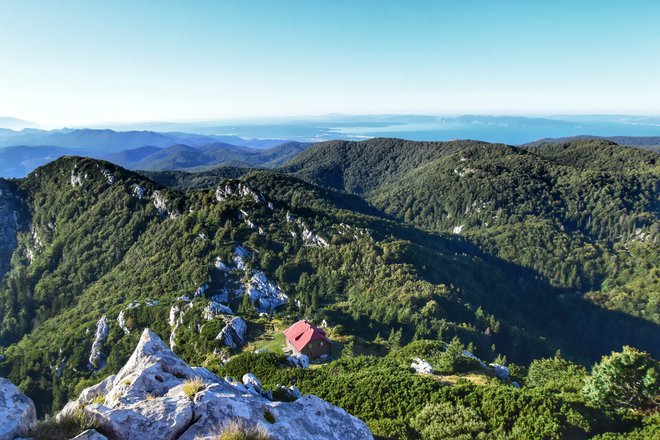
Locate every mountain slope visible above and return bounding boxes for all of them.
[101,145,163,168]
[1,156,657,417]
[131,141,313,172]
[283,138,660,322]
[526,135,660,151]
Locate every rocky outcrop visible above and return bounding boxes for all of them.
[151,191,168,216]
[232,245,250,270]
[215,181,265,204]
[101,169,115,185]
[489,363,510,380]
[216,316,247,350]
[245,271,288,313]
[60,329,372,440]
[132,185,147,200]
[168,303,193,350]
[89,316,109,370]
[411,358,434,374]
[0,377,37,440]
[287,354,310,369]
[202,301,233,320]
[70,169,85,186]
[298,221,329,247]
[117,310,130,335]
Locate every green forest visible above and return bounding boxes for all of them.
[0,138,657,439]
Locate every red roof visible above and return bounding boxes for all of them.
[283,320,330,352]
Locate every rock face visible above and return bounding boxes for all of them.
[151,190,168,216]
[0,377,37,440]
[60,329,372,440]
[202,301,233,320]
[216,316,247,349]
[245,271,288,313]
[89,316,109,370]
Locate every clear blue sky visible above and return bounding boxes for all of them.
[1,0,659,125]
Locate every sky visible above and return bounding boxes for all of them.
[1,0,659,126]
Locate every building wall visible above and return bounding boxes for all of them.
[285,339,300,355]
[301,340,331,358]
[285,338,331,358]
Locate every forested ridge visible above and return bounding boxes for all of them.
[0,139,657,439]
[285,138,659,323]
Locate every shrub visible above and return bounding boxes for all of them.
[527,355,587,394]
[411,401,488,439]
[583,346,659,411]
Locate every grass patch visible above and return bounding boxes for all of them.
[91,394,106,405]
[431,371,494,386]
[214,419,271,440]
[182,377,204,400]
[243,320,286,354]
[31,410,105,440]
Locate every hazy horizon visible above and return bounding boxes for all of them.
[2,1,660,125]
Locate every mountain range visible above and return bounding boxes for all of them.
[0,128,309,178]
[0,137,657,438]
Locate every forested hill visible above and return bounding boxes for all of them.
[284,138,659,323]
[0,154,657,422]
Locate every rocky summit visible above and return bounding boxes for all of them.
[43,328,372,440]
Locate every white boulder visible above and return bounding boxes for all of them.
[0,378,37,440]
[117,310,130,335]
[489,363,510,380]
[132,185,147,200]
[411,358,434,374]
[287,354,310,369]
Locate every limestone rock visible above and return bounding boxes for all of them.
[117,310,130,335]
[216,316,247,350]
[71,429,108,440]
[202,301,233,320]
[245,271,288,313]
[0,377,37,440]
[215,181,265,204]
[132,185,147,200]
[287,354,309,369]
[59,329,372,440]
[101,169,115,185]
[489,363,510,380]
[89,316,109,370]
[411,358,434,374]
[151,191,168,216]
